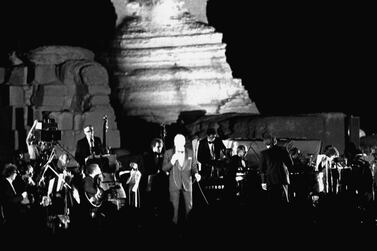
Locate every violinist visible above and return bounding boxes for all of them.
[15,164,37,209]
[12,151,37,206]
[34,151,75,232]
[47,153,74,208]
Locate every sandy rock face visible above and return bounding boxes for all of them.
[109,0,259,124]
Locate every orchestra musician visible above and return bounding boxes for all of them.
[197,127,227,180]
[141,137,168,212]
[315,145,341,194]
[79,163,106,230]
[224,144,247,203]
[11,151,37,207]
[34,150,77,232]
[0,163,30,235]
[74,125,106,169]
[259,134,293,207]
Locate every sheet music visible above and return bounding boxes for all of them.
[47,173,64,196]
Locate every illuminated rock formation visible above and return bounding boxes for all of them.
[109,0,259,124]
[110,0,209,25]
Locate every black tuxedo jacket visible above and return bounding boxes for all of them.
[197,137,226,165]
[259,145,293,186]
[0,178,24,222]
[74,136,103,167]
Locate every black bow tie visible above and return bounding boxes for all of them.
[208,141,214,144]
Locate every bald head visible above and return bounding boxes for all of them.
[174,134,186,150]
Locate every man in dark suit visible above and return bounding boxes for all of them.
[259,134,293,207]
[197,128,227,180]
[74,125,105,169]
[0,163,29,235]
[76,163,108,233]
[141,138,168,213]
[162,134,201,225]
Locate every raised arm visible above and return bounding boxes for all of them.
[26,120,38,145]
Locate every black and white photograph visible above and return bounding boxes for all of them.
[0,0,375,246]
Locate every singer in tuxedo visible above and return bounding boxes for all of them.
[74,125,104,169]
[162,134,201,225]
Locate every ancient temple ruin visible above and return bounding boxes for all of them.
[0,46,120,162]
[108,0,259,125]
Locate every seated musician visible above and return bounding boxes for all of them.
[224,145,247,202]
[33,151,76,230]
[77,162,115,231]
[197,127,227,180]
[74,125,106,170]
[0,163,29,233]
[316,145,341,194]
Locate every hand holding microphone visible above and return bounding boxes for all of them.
[170,152,179,165]
[194,173,201,182]
[261,183,267,191]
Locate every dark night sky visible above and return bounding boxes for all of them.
[0,1,375,134]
